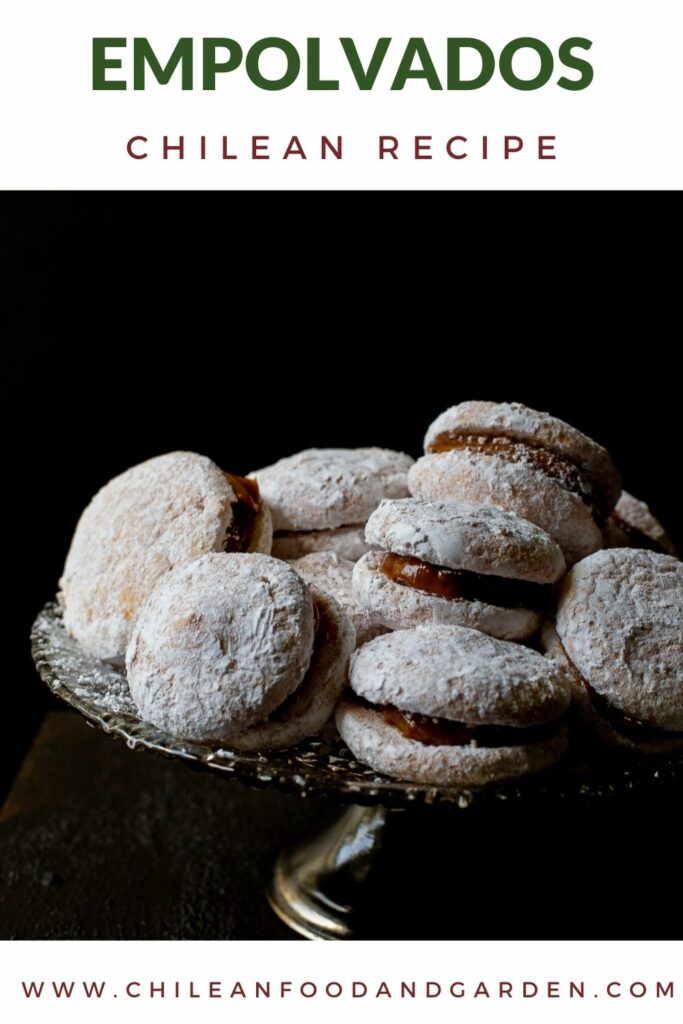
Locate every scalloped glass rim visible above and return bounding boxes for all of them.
[30,602,683,810]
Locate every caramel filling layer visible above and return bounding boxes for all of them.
[380,552,552,611]
[223,474,261,552]
[378,702,559,748]
[559,639,683,742]
[428,433,600,517]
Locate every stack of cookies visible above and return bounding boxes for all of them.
[57,402,682,788]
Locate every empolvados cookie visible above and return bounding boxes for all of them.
[59,452,273,663]
[126,553,354,746]
[336,626,571,786]
[288,551,384,647]
[252,447,413,560]
[552,548,683,752]
[409,401,620,564]
[228,583,355,750]
[352,498,564,640]
[603,491,677,556]
[272,524,370,562]
[541,624,683,756]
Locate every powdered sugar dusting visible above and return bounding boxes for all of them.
[288,551,385,646]
[34,605,136,716]
[252,448,414,531]
[126,553,315,741]
[59,451,271,664]
[409,450,601,565]
[556,549,683,730]
[31,602,683,804]
[336,700,568,786]
[424,400,620,510]
[272,524,370,562]
[365,497,565,583]
[350,625,571,727]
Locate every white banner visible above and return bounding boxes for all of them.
[0,0,680,189]
[0,941,680,1023]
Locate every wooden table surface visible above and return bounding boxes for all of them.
[0,713,333,939]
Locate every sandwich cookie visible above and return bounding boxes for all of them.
[126,553,354,747]
[252,447,413,560]
[288,551,385,647]
[550,548,683,754]
[602,491,677,556]
[60,451,272,663]
[336,625,571,786]
[408,401,621,564]
[353,498,565,640]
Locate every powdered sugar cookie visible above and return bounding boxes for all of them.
[602,491,677,556]
[228,584,355,750]
[352,498,564,640]
[60,452,272,663]
[409,401,620,564]
[552,549,683,752]
[336,625,570,786]
[272,524,369,562]
[126,553,354,748]
[252,447,413,561]
[288,551,385,647]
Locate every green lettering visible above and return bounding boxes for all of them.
[202,39,243,90]
[307,39,339,90]
[447,38,495,90]
[499,37,553,91]
[133,38,193,90]
[340,38,391,90]
[246,38,300,90]
[92,38,126,91]
[557,38,594,90]
[391,38,442,90]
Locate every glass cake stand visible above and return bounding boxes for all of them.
[31,602,683,940]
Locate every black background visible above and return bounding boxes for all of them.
[2,194,679,799]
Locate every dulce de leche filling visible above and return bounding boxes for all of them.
[379,703,559,748]
[379,552,552,611]
[223,474,261,552]
[428,433,601,518]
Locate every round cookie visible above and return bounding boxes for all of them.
[554,549,683,749]
[336,625,571,786]
[228,585,355,750]
[288,551,385,647]
[542,624,683,756]
[253,447,413,561]
[60,452,272,663]
[273,524,369,562]
[409,451,601,566]
[603,491,677,556]
[410,401,620,564]
[336,700,569,788]
[126,553,315,741]
[353,553,539,640]
[352,498,564,641]
[424,400,621,514]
